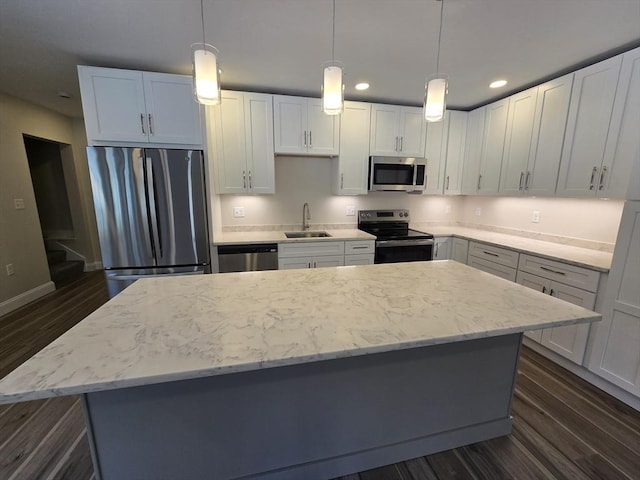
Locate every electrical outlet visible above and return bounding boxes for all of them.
[233,206,245,218]
[6,264,15,276]
[475,207,482,216]
[345,205,355,216]
[532,210,540,223]
[14,198,25,210]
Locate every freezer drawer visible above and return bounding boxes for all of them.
[105,267,206,298]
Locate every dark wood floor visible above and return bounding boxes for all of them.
[1,272,639,480]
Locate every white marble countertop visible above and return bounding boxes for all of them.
[412,226,613,272]
[213,229,375,245]
[0,261,600,404]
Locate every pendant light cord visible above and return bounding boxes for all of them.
[331,0,336,61]
[436,0,444,73]
[200,0,206,45]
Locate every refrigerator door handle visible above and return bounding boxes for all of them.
[135,151,156,260]
[145,157,163,259]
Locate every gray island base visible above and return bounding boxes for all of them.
[84,334,521,480]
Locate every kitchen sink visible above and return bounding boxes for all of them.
[284,231,332,238]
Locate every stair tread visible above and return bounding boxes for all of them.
[46,250,67,265]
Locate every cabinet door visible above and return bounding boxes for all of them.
[211,91,248,194]
[433,237,451,260]
[278,256,313,270]
[543,281,596,364]
[143,72,203,145]
[460,107,486,194]
[526,74,573,196]
[244,93,275,194]
[423,116,449,194]
[467,257,517,282]
[370,104,400,155]
[312,255,345,268]
[451,238,469,264]
[334,101,370,195]
[78,66,148,143]
[500,87,538,195]
[273,95,307,154]
[516,271,551,343]
[477,99,509,194]
[556,55,623,197]
[600,47,640,198]
[588,201,640,395]
[444,111,467,195]
[307,100,340,155]
[398,107,426,157]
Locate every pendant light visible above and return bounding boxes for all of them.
[192,0,221,105]
[424,0,448,122]
[322,0,344,115]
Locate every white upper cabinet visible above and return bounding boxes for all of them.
[600,47,640,198]
[210,91,274,194]
[370,104,426,157]
[477,98,509,194]
[423,115,450,194]
[78,66,202,146]
[461,107,485,194]
[333,101,371,195]
[443,111,467,195]
[273,95,339,156]
[556,55,623,197]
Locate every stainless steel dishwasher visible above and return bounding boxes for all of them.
[217,244,279,272]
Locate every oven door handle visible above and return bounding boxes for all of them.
[376,239,434,247]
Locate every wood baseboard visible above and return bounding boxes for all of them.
[0,281,56,317]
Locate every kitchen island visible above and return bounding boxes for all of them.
[0,261,600,480]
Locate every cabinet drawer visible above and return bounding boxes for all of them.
[469,242,519,268]
[468,257,517,282]
[518,254,600,292]
[345,241,375,255]
[344,254,375,266]
[278,241,345,258]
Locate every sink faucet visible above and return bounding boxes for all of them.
[302,202,311,230]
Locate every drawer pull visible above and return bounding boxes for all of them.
[541,286,547,294]
[482,251,499,257]
[549,288,555,296]
[351,246,369,250]
[540,266,566,276]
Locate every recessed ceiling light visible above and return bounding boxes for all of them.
[355,82,370,91]
[489,80,507,89]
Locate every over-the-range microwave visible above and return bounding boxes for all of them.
[368,156,427,192]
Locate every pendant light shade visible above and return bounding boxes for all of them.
[424,0,447,123]
[322,62,344,115]
[425,75,448,122]
[322,0,344,115]
[192,43,221,105]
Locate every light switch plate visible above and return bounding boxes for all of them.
[475,207,482,216]
[233,206,245,218]
[532,210,540,223]
[14,198,25,210]
[346,206,355,216]
[6,264,15,276]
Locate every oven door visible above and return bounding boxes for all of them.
[375,239,434,264]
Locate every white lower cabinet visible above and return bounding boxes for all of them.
[451,238,469,264]
[433,237,451,260]
[278,240,374,269]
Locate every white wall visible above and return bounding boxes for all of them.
[217,156,625,245]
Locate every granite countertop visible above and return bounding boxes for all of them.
[413,226,613,272]
[0,261,600,405]
[213,229,375,245]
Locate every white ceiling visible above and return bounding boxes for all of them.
[1,0,639,118]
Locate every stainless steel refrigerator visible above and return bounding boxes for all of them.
[87,147,210,298]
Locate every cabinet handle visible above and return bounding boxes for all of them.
[308,262,311,268]
[400,136,404,151]
[313,262,317,268]
[243,170,246,189]
[549,288,555,296]
[541,286,547,294]
[140,114,146,134]
[482,250,499,257]
[446,175,450,190]
[598,166,607,191]
[309,131,312,147]
[395,136,399,151]
[352,246,368,250]
[435,243,439,256]
[477,174,482,190]
[248,171,252,189]
[540,266,566,276]
[525,171,531,190]
[304,131,307,147]
[519,172,524,190]
[589,166,598,190]
[340,173,344,189]
[148,114,153,135]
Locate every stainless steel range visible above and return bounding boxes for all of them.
[358,209,434,264]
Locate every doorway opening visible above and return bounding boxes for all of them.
[23,135,84,285]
